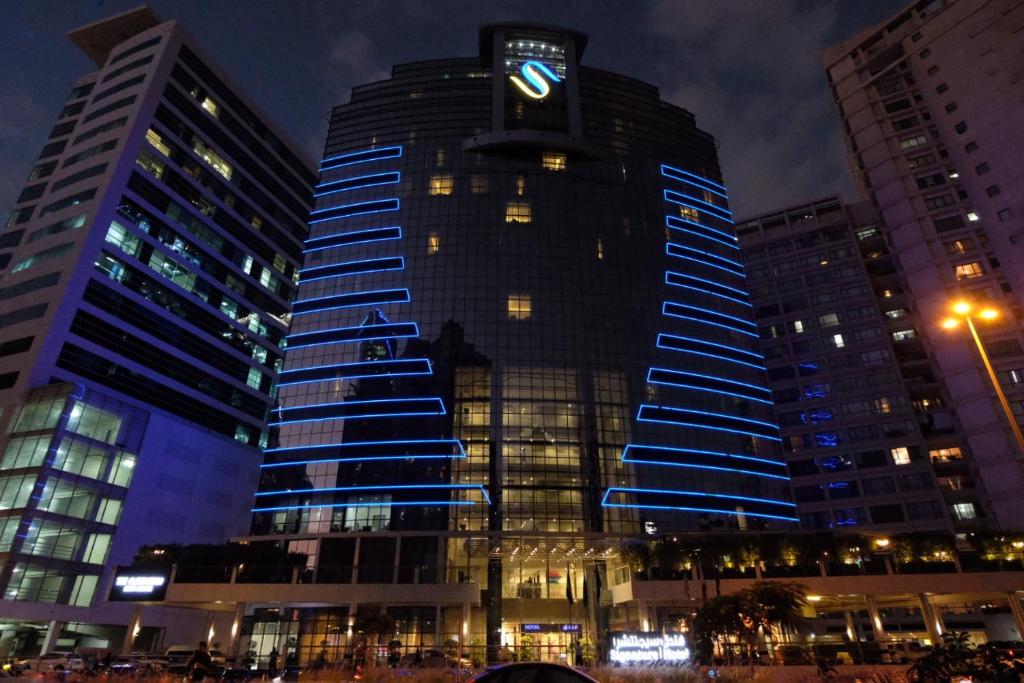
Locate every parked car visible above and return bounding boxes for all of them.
[472,663,598,683]
[16,653,85,673]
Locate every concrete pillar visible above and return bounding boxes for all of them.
[1007,592,1024,640]
[637,600,649,631]
[121,606,143,654]
[865,595,887,643]
[459,602,470,663]
[917,594,944,644]
[228,603,246,659]
[39,621,63,654]
[434,605,442,647]
[205,611,217,646]
[844,611,857,643]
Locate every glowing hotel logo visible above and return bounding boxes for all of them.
[509,60,561,100]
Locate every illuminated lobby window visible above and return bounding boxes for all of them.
[679,205,699,222]
[516,175,526,196]
[505,201,531,223]
[429,175,453,196]
[427,232,440,255]
[508,294,532,320]
[542,151,566,171]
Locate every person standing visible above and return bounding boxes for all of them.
[268,647,279,673]
[186,641,214,682]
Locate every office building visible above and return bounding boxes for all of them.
[0,7,314,654]
[235,22,789,665]
[824,0,1024,528]
[738,196,986,532]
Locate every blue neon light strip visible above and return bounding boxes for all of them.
[315,172,401,197]
[623,444,786,472]
[304,226,402,253]
[621,455,788,481]
[299,256,404,283]
[660,166,729,201]
[285,322,418,350]
[601,488,798,522]
[666,243,745,278]
[664,272,751,307]
[646,368,772,404]
[292,288,411,316]
[664,189,733,222]
[277,358,432,386]
[308,199,399,224]
[665,215,737,243]
[662,302,758,337]
[665,216,739,251]
[656,334,764,369]
[269,397,446,426]
[256,483,490,505]
[637,404,781,441]
[320,145,402,171]
[262,438,466,467]
[251,484,490,512]
[660,164,728,195]
[603,487,794,508]
[253,501,475,512]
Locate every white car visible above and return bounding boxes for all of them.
[17,653,85,673]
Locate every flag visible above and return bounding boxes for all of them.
[566,566,575,605]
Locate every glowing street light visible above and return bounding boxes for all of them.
[941,300,1024,454]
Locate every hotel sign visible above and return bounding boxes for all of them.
[510,60,561,100]
[520,623,581,633]
[109,567,170,602]
[608,632,691,665]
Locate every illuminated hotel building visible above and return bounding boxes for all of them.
[0,8,313,653]
[242,23,789,664]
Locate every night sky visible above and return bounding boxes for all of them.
[0,0,906,219]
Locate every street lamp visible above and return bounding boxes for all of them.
[941,300,1024,454]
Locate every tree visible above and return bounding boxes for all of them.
[351,606,396,667]
[909,631,981,682]
[745,581,809,647]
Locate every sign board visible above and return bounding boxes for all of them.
[609,632,691,665]
[108,567,170,601]
[520,623,581,634]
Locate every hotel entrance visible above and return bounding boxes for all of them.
[508,623,582,664]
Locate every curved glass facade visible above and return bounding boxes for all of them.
[247,23,791,664]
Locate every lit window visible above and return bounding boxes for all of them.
[201,97,219,117]
[881,289,894,298]
[967,211,979,222]
[856,226,879,240]
[792,320,805,334]
[944,238,972,254]
[427,232,440,255]
[505,202,532,223]
[832,333,845,348]
[508,294,532,320]
[954,261,984,280]
[192,138,232,180]
[818,313,839,327]
[892,328,917,341]
[516,175,526,196]
[951,502,977,520]
[435,148,446,167]
[890,448,912,466]
[877,398,893,415]
[542,151,566,171]
[135,148,165,179]
[470,175,489,194]
[679,206,699,222]
[596,238,604,260]
[885,308,908,319]
[429,175,453,196]
[929,447,962,462]
[146,129,170,156]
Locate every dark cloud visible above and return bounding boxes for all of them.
[0,0,906,218]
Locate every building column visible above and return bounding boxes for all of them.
[205,611,218,646]
[228,603,246,659]
[434,605,442,647]
[121,606,143,654]
[39,621,63,654]
[844,611,857,643]
[1008,592,1024,640]
[864,595,887,643]
[637,600,649,631]
[917,594,944,644]
[459,602,470,663]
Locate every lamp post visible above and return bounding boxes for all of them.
[941,300,1024,455]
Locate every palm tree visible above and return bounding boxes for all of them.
[352,606,396,667]
[744,581,809,655]
[910,631,980,682]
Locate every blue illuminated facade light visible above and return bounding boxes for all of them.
[646,367,773,404]
[320,145,402,171]
[665,215,739,248]
[314,172,401,197]
[308,198,400,225]
[664,189,733,222]
[662,301,759,337]
[291,288,411,316]
[637,404,782,441]
[303,226,402,253]
[660,164,728,196]
[276,358,433,386]
[665,243,745,278]
[262,438,466,468]
[299,256,405,283]
[664,272,751,307]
